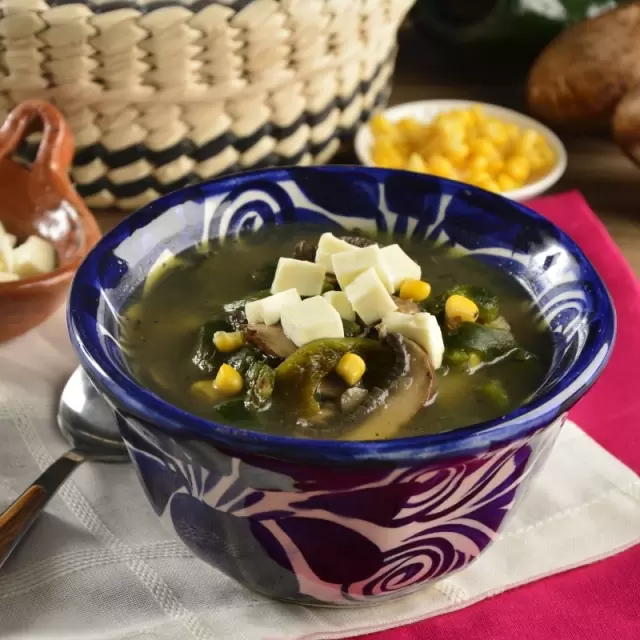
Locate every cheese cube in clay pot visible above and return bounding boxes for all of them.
[12,235,56,279]
[332,244,394,293]
[245,289,301,326]
[281,296,344,347]
[345,267,397,325]
[380,244,422,292]
[315,233,358,273]
[271,257,326,296]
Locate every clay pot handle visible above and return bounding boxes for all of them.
[0,100,74,179]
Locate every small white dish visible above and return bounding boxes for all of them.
[354,99,568,202]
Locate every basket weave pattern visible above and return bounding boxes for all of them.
[0,0,413,209]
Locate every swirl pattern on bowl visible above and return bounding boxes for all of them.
[68,167,615,604]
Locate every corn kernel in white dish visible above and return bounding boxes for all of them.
[270,257,326,296]
[144,249,181,295]
[345,267,397,325]
[280,295,344,347]
[0,272,19,283]
[381,311,444,369]
[380,244,421,292]
[332,244,394,293]
[315,233,358,273]
[0,223,14,273]
[12,235,56,279]
[323,290,356,321]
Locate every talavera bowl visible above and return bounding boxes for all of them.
[68,167,615,607]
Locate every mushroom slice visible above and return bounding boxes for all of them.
[244,323,297,359]
[293,240,317,262]
[340,333,436,441]
[392,295,421,314]
[340,235,378,248]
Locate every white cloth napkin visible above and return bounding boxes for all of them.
[0,307,638,640]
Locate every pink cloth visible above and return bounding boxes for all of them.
[361,191,640,640]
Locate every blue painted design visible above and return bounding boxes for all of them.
[67,166,615,604]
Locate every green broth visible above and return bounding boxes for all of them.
[121,225,552,439]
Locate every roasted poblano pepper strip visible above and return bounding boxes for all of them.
[244,361,276,411]
[191,318,230,373]
[341,319,361,337]
[275,338,390,418]
[226,346,265,374]
[444,322,518,365]
[428,285,499,324]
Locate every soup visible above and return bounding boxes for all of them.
[121,226,552,440]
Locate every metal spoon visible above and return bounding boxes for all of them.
[0,366,128,570]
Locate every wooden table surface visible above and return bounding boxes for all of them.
[94,28,640,275]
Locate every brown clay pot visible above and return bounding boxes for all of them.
[527,3,640,170]
[0,100,101,343]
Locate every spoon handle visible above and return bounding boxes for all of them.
[0,449,85,570]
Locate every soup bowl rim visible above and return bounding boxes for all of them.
[68,166,616,464]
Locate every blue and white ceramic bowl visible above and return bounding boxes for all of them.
[68,167,615,607]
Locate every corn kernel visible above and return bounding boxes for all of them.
[469,138,499,159]
[453,109,473,127]
[372,147,404,169]
[513,129,541,155]
[336,353,367,387]
[443,140,470,166]
[466,170,493,187]
[538,145,555,168]
[481,119,508,147]
[370,112,395,137]
[214,330,245,353]
[399,279,432,302]
[497,173,519,191]
[445,294,479,328]
[505,155,531,183]
[469,105,485,124]
[486,156,504,176]
[467,154,489,173]
[434,117,465,139]
[191,379,223,402]
[214,364,244,396]
[477,177,500,193]
[504,123,520,141]
[397,117,423,140]
[405,152,428,173]
[426,154,456,179]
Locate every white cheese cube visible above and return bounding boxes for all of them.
[0,271,19,283]
[263,289,301,325]
[270,257,326,296]
[315,233,358,273]
[332,244,394,293]
[381,311,444,369]
[280,296,344,347]
[245,288,301,326]
[12,235,56,279]
[323,290,356,321]
[380,244,421,292]
[345,268,397,325]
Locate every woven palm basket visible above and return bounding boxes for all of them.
[0,0,414,210]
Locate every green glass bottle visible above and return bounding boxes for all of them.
[413,0,627,56]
